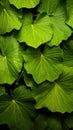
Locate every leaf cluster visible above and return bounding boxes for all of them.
[0,0,73,130]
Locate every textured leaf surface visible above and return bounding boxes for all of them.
[33,67,73,113]
[66,0,73,28]
[38,0,72,46]
[9,0,40,9]
[0,86,35,130]
[23,45,63,83]
[0,36,23,84]
[0,0,22,34]
[17,13,53,48]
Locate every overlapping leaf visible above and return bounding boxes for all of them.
[38,0,72,46]
[9,0,40,9]
[33,67,73,113]
[0,87,5,96]
[63,40,73,67]
[38,0,61,14]
[17,13,53,48]
[23,45,63,83]
[0,0,22,34]
[0,86,35,130]
[66,0,73,28]
[23,71,37,88]
[0,0,73,128]
[0,36,23,84]
[35,114,62,130]
[64,112,73,129]
[46,116,62,130]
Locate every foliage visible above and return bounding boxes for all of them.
[0,0,73,129]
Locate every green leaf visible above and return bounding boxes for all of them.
[23,45,63,83]
[0,0,22,34]
[35,114,62,130]
[16,13,53,48]
[63,40,73,67]
[33,67,73,113]
[64,112,73,129]
[38,0,72,46]
[9,0,40,9]
[38,0,61,14]
[23,71,37,89]
[0,36,23,84]
[0,86,35,130]
[35,114,47,130]
[46,117,62,130]
[66,0,73,28]
[0,87,5,96]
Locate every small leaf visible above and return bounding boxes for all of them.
[63,40,73,67]
[35,114,47,130]
[0,87,5,96]
[47,116,62,130]
[35,114,62,130]
[23,71,37,88]
[64,112,73,129]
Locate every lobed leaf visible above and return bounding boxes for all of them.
[23,45,63,83]
[66,0,73,28]
[0,36,23,84]
[9,0,40,9]
[0,86,35,130]
[33,67,73,113]
[17,13,53,48]
[0,0,22,34]
[38,0,72,46]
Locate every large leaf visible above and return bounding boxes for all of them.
[0,86,35,130]
[33,67,73,113]
[17,13,53,48]
[38,0,72,46]
[23,45,63,83]
[0,0,22,34]
[0,36,23,84]
[9,0,40,9]
[66,0,73,28]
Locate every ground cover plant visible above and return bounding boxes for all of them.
[0,0,73,130]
